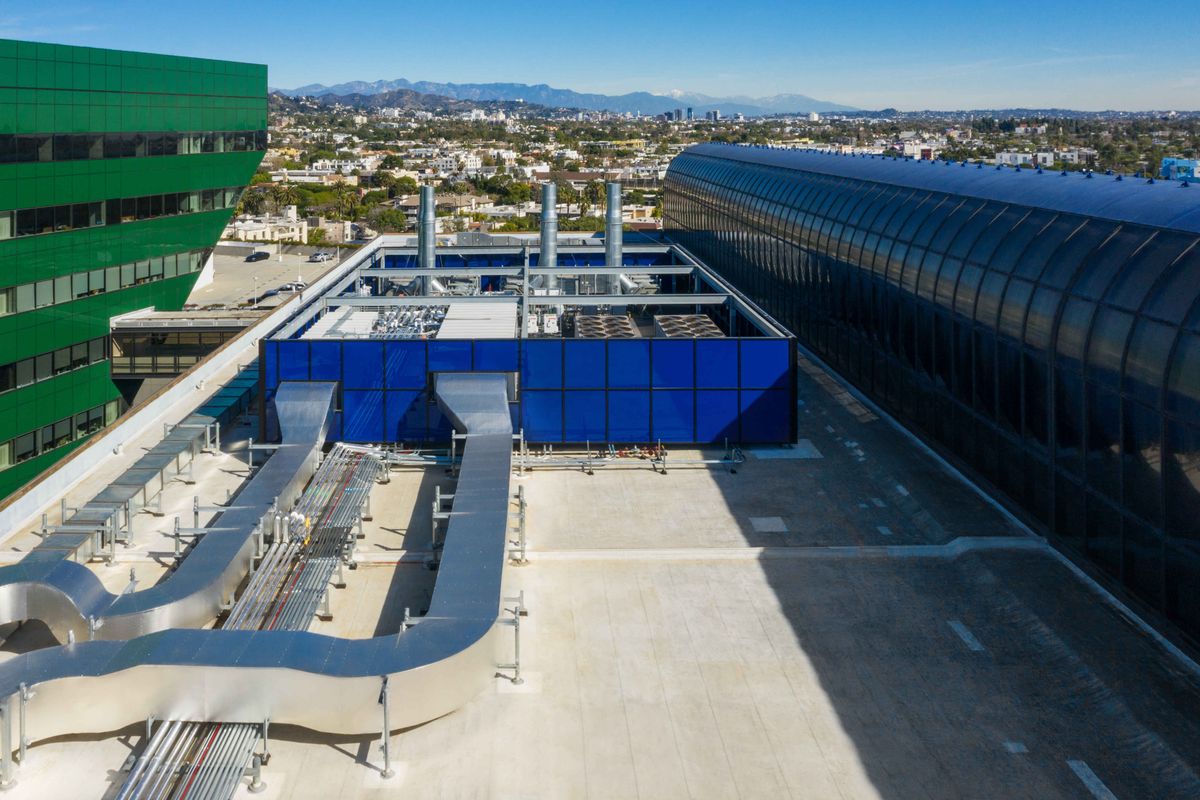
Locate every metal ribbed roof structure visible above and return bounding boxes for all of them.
[684,143,1200,233]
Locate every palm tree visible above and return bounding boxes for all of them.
[270,182,300,214]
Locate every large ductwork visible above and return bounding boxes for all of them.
[605,182,624,295]
[418,184,436,272]
[540,182,558,291]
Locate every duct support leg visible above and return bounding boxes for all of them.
[499,591,527,685]
[0,698,14,789]
[16,686,30,766]
[379,676,395,779]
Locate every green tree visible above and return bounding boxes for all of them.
[584,180,605,207]
[370,208,409,233]
[270,183,300,213]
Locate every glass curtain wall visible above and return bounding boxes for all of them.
[664,144,1200,640]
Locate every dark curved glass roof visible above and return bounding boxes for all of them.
[683,143,1200,234]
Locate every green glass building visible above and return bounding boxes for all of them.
[0,40,266,500]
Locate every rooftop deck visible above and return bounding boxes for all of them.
[4,343,1199,798]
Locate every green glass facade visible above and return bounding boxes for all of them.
[0,39,266,500]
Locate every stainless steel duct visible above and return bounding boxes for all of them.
[418,184,436,272]
[540,182,558,291]
[605,182,624,294]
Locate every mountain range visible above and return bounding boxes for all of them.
[270,78,858,117]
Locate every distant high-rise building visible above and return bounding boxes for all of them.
[0,39,266,499]
[808,112,821,122]
[673,108,683,122]
[686,107,694,121]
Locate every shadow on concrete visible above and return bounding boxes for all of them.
[369,466,446,636]
[696,362,1200,798]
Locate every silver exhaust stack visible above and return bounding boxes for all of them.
[418,185,436,292]
[540,182,558,291]
[605,182,624,294]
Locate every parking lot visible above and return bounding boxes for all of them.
[186,247,347,309]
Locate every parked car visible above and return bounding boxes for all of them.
[279,281,308,292]
[309,251,333,262]
[245,251,270,262]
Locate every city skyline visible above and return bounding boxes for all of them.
[3,0,1197,112]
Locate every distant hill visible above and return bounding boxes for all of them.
[268,89,544,115]
[272,78,858,117]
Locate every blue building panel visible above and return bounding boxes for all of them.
[309,342,341,382]
[651,340,694,388]
[564,340,607,388]
[607,391,650,442]
[740,340,790,389]
[343,341,385,389]
[522,391,562,441]
[523,340,563,388]
[695,340,739,388]
[564,391,606,442]
[385,342,426,389]
[343,391,385,442]
[263,342,278,391]
[652,390,695,442]
[384,390,426,441]
[474,340,518,373]
[277,341,309,381]
[740,389,792,442]
[607,340,650,388]
[696,390,739,442]
[429,340,473,372]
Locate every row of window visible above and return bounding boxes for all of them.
[0,336,107,394]
[0,187,241,240]
[0,130,267,164]
[664,146,1200,639]
[0,249,206,316]
[0,399,122,471]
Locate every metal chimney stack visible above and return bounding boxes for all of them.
[418,185,436,271]
[540,182,558,291]
[605,182,623,294]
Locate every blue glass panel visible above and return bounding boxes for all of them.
[652,390,695,442]
[739,340,790,389]
[385,341,426,389]
[309,342,341,381]
[263,342,278,390]
[341,341,384,389]
[652,340,694,389]
[427,391,453,438]
[695,340,739,388]
[695,390,739,442]
[384,390,426,442]
[429,340,472,372]
[740,389,792,442]
[522,391,562,441]
[522,340,562,389]
[343,391,384,441]
[328,411,342,441]
[564,340,606,388]
[474,340,518,373]
[564,391,606,441]
[607,340,649,388]
[277,341,309,381]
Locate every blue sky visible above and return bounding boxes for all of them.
[2,0,1197,110]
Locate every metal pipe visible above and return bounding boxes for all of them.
[114,717,171,800]
[540,182,558,291]
[380,676,394,779]
[418,185,436,281]
[605,182,624,294]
